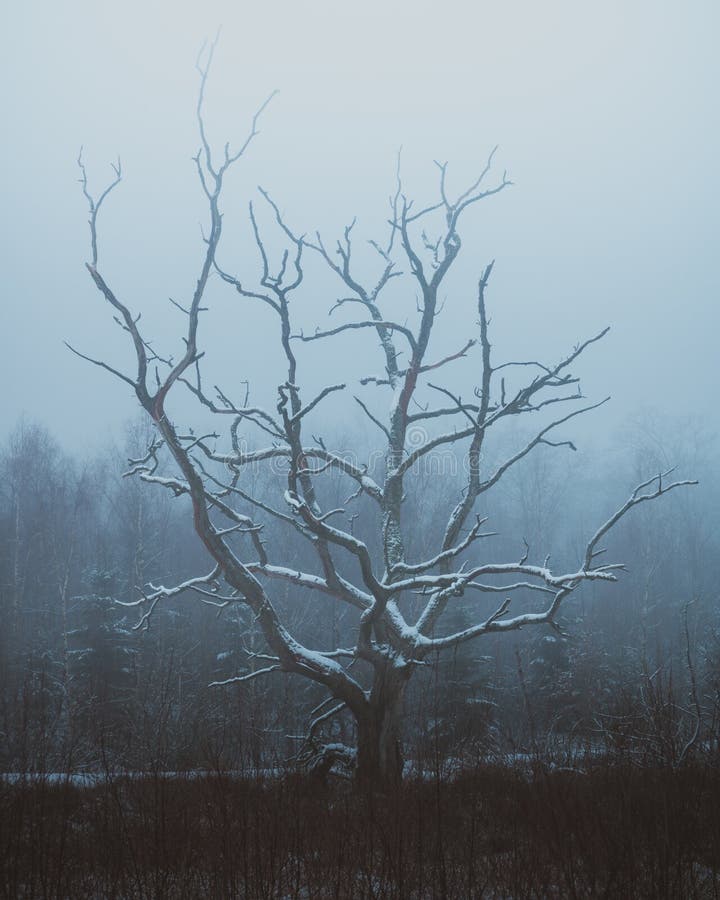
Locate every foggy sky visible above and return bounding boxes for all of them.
[2,0,718,452]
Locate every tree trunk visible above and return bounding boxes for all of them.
[355,669,408,786]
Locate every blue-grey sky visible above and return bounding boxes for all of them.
[2,0,718,451]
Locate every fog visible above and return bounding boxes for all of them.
[2,0,718,449]
[4,8,720,887]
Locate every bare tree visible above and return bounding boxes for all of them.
[73,41,696,784]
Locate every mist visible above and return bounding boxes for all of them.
[2,2,720,895]
[2,0,718,448]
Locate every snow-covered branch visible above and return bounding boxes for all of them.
[75,53,697,784]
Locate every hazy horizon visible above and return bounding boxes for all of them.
[2,0,718,452]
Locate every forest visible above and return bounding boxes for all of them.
[1,412,718,896]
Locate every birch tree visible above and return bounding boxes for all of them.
[73,42,696,784]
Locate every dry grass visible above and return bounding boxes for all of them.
[1,760,719,898]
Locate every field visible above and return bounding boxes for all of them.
[2,760,719,899]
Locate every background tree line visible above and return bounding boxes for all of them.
[1,412,718,775]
